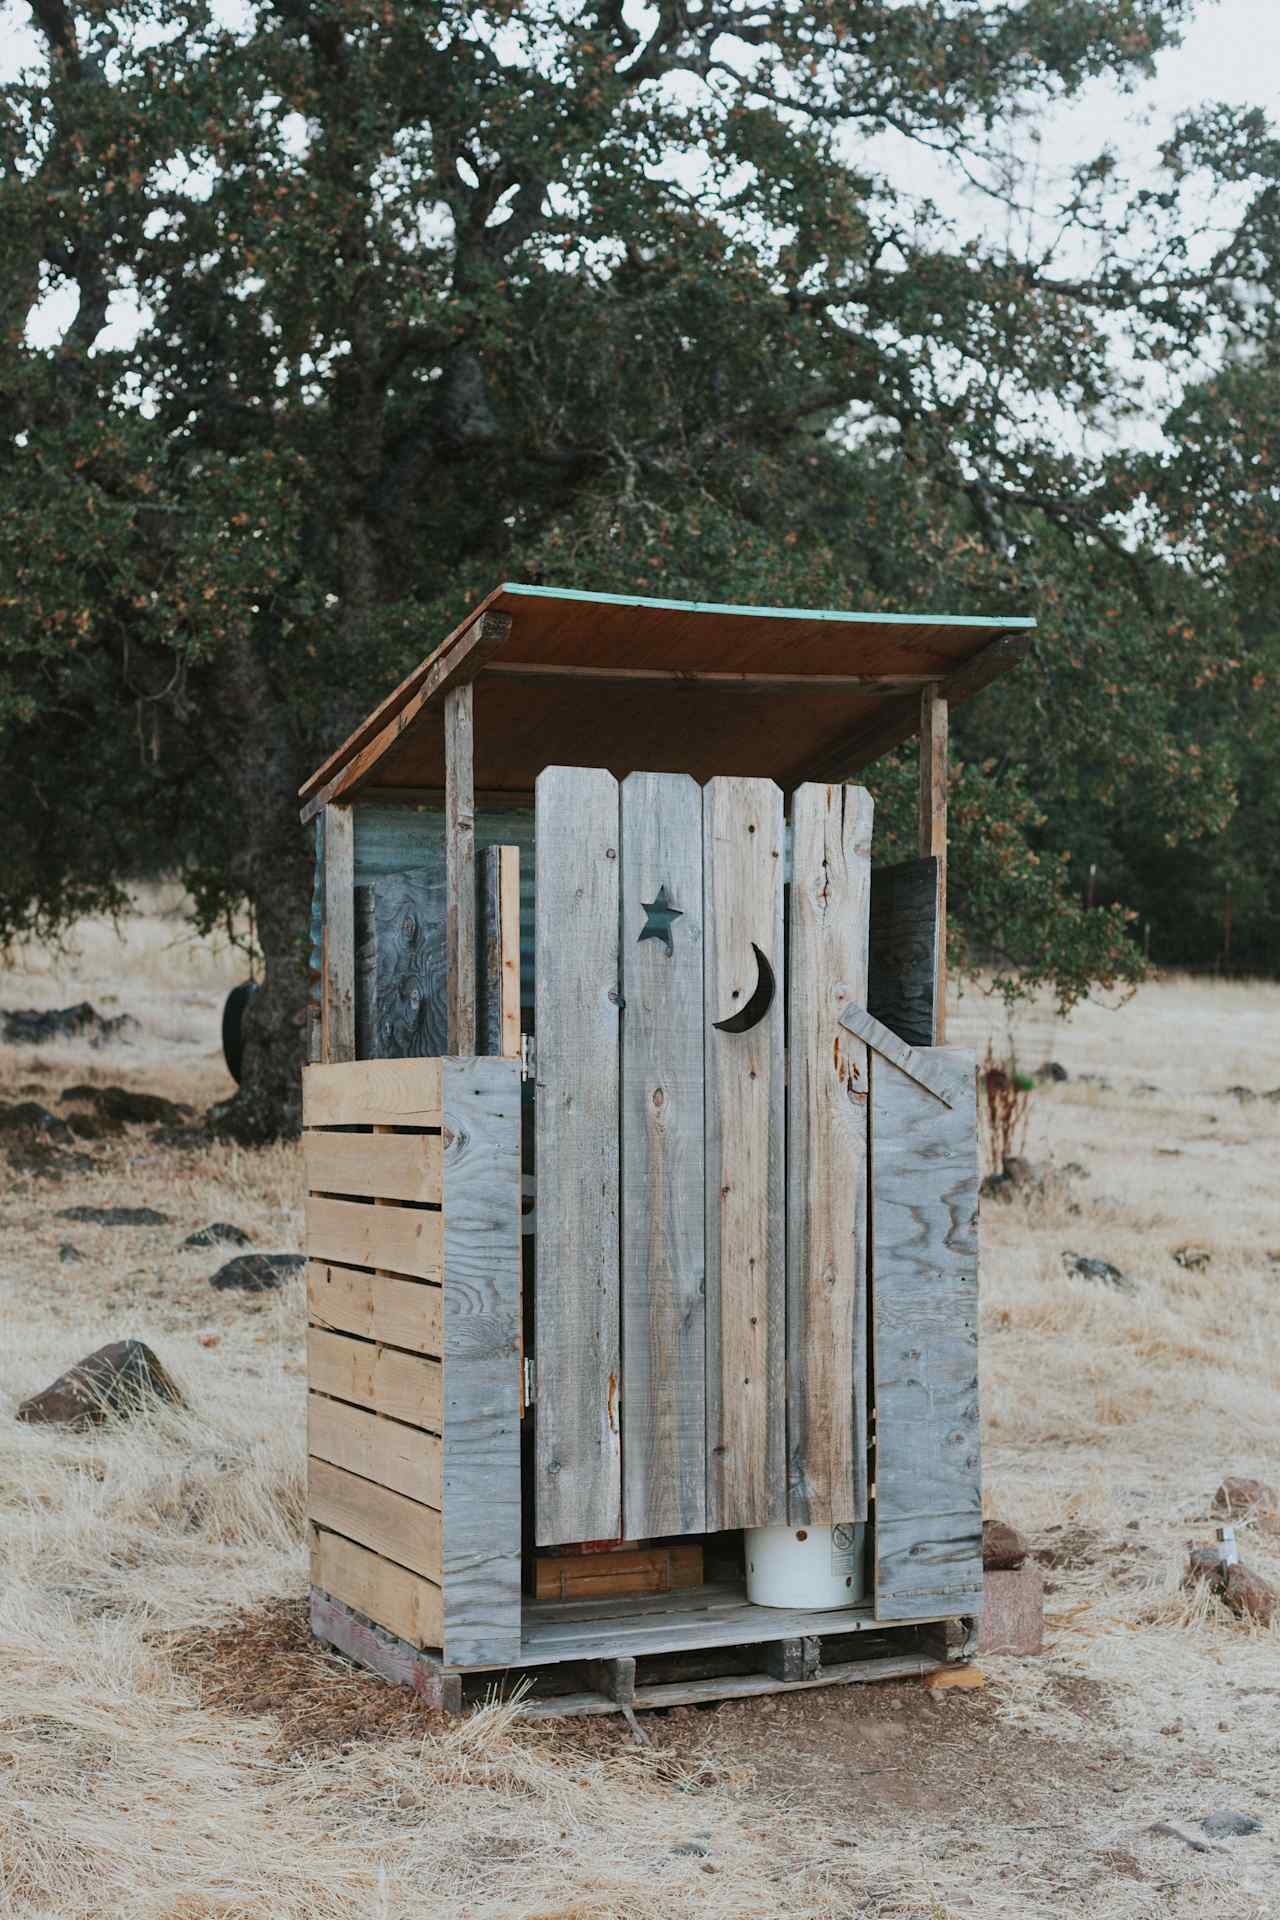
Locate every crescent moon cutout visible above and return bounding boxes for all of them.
[713,943,776,1034]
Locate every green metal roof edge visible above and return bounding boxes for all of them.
[497,581,1036,630]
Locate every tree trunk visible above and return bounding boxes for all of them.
[206,631,314,1143]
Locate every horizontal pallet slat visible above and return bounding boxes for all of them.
[304,1194,442,1281]
[310,1526,442,1650]
[515,1653,939,1720]
[303,1058,443,1129]
[308,1394,442,1508]
[304,1130,443,1203]
[307,1327,442,1430]
[310,1590,462,1711]
[308,1457,441,1582]
[306,1262,442,1356]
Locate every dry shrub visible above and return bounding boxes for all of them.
[979,1041,1034,1175]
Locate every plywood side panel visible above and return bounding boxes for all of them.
[703,776,785,1530]
[306,1262,442,1356]
[304,1129,442,1204]
[303,1058,443,1129]
[534,767,622,1547]
[786,783,874,1526]
[868,856,940,1049]
[620,772,706,1538]
[872,1046,981,1621]
[441,1057,522,1668]
[311,1527,442,1650]
[308,1393,442,1508]
[304,1194,442,1282]
[307,1327,442,1430]
[373,868,448,1059]
[308,1458,441,1583]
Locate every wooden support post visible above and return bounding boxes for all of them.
[917,690,948,1044]
[321,804,356,1063]
[445,683,476,1054]
[584,1655,637,1705]
[354,883,377,1061]
[764,1637,821,1684]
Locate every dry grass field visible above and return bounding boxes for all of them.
[2,892,1278,1919]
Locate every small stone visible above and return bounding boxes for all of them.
[1200,1811,1261,1839]
[209,1252,304,1293]
[1184,1547,1277,1627]
[57,1243,83,1266]
[1035,1061,1069,1083]
[1221,1562,1276,1628]
[56,1205,171,1228]
[1223,1085,1256,1103]
[1172,1245,1212,1271]
[672,1842,709,1858]
[1212,1477,1278,1520]
[196,1331,220,1348]
[0,1101,74,1142]
[982,1519,1027,1571]
[1061,1251,1135,1293]
[16,1339,184,1429]
[182,1222,252,1250]
[7,1142,98,1181]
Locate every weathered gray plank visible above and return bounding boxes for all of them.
[871,1045,981,1621]
[479,845,521,1058]
[918,690,948,1042]
[373,868,448,1059]
[620,772,706,1538]
[441,1056,522,1667]
[703,776,785,1531]
[868,856,940,1048]
[514,1653,938,1718]
[534,767,622,1546]
[322,804,356,1063]
[837,1004,964,1108]
[786,783,874,1526]
[445,684,476,1053]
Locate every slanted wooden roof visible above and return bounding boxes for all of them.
[299,583,1034,821]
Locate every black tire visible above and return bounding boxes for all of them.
[221,981,257,1085]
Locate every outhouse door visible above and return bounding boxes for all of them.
[531,767,981,1622]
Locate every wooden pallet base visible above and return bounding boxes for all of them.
[311,1587,957,1719]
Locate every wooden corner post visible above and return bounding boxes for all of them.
[917,690,948,1044]
[321,803,356,1064]
[445,683,476,1054]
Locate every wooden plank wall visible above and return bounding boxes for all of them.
[303,1054,522,1666]
[533,767,622,1546]
[703,777,786,1531]
[620,772,706,1538]
[871,1045,982,1620]
[868,856,940,1048]
[440,1056,523,1666]
[304,1059,445,1649]
[786,783,874,1527]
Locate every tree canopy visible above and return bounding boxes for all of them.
[2,0,1277,1132]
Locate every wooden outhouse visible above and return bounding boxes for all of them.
[298,584,1032,1716]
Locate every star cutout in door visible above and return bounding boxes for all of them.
[638,884,683,956]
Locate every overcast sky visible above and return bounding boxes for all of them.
[5,0,1278,360]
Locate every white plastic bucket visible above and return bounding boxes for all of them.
[745,1522,867,1609]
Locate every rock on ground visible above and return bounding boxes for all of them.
[182,1222,252,1249]
[982,1519,1027,1571]
[56,1204,171,1228]
[1201,1811,1262,1839]
[1184,1547,1277,1628]
[1061,1251,1135,1293]
[17,1339,184,1429]
[1213,1476,1278,1520]
[210,1252,304,1293]
[2,1003,138,1047]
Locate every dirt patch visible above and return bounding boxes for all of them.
[170,1597,452,1753]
